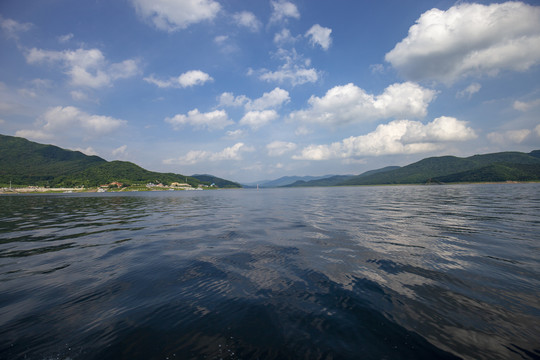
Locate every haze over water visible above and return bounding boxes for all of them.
[1,184,539,359]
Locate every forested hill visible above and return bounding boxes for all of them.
[191,174,242,189]
[0,134,241,188]
[287,150,540,187]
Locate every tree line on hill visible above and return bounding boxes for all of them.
[0,134,242,188]
[284,150,540,187]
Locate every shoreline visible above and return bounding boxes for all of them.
[2,181,538,194]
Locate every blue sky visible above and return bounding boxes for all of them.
[1,0,539,183]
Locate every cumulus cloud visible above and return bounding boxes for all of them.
[75,147,99,156]
[218,92,250,108]
[233,11,261,32]
[16,106,127,141]
[14,129,53,141]
[130,0,221,32]
[259,66,318,86]
[71,90,89,101]
[144,70,213,88]
[385,2,540,83]
[179,70,213,87]
[513,98,540,112]
[456,83,481,99]
[0,16,32,39]
[487,129,532,145]
[112,145,128,157]
[26,48,139,88]
[58,33,74,43]
[248,87,290,110]
[253,46,319,86]
[164,142,253,164]
[239,110,279,130]
[225,129,245,139]
[219,87,290,111]
[305,24,332,50]
[270,0,300,23]
[165,109,233,130]
[43,106,127,133]
[274,29,297,45]
[294,116,476,160]
[290,82,437,126]
[267,141,297,156]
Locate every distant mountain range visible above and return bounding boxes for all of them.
[0,134,241,188]
[284,150,540,187]
[243,175,350,188]
[3,134,539,188]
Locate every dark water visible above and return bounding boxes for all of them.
[1,184,539,360]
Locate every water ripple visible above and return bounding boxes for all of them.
[0,185,539,359]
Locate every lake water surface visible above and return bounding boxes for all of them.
[1,184,539,359]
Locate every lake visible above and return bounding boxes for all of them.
[0,184,539,359]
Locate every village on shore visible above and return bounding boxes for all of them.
[0,181,218,194]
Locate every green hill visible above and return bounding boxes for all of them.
[0,134,241,188]
[285,166,401,187]
[340,151,540,185]
[191,174,242,189]
[433,163,540,183]
[286,150,540,187]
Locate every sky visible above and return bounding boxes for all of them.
[0,0,539,183]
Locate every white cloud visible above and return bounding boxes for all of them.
[274,29,297,45]
[14,129,53,141]
[144,70,213,88]
[164,142,253,164]
[456,83,481,99]
[130,0,221,32]
[214,35,228,44]
[219,87,289,111]
[248,87,290,111]
[178,70,213,87]
[42,106,127,133]
[233,11,261,32]
[513,98,540,112]
[535,124,540,137]
[270,0,300,23]
[58,33,74,43]
[255,47,319,86]
[259,66,318,86]
[71,90,89,101]
[26,48,139,88]
[370,64,385,74]
[295,125,312,136]
[212,142,254,161]
[487,129,532,145]
[294,116,476,160]
[165,109,233,130]
[240,110,279,130]
[290,82,437,126]
[385,2,540,83]
[109,59,140,80]
[225,129,245,139]
[305,24,332,50]
[112,145,128,157]
[267,141,297,156]
[218,92,250,108]
[16,106,126,140]
[0,16,32,38]
[143,75,172,88]
[75,147,99,156]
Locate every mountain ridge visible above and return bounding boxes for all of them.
[287,151,540,187]
[0,134,241,188]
